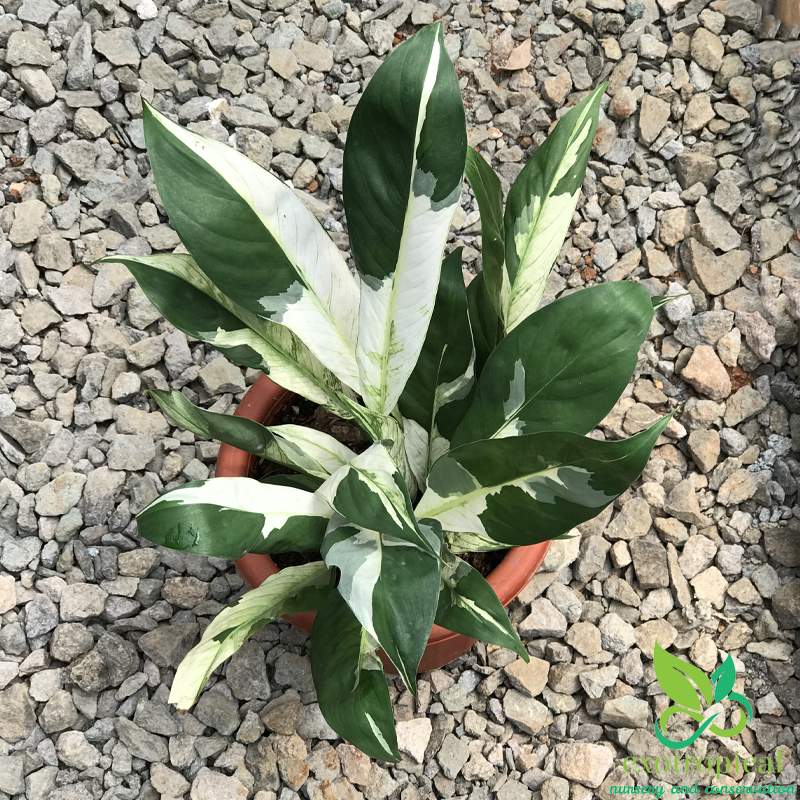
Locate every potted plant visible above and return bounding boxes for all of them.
[100,23,670,761]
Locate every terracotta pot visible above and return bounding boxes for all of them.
[218,374,551,673]
[775,0,800,25]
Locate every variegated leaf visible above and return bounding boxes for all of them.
[398,248,475,487]
[452,282,654,447]
[444,530,515,552]
[100,253,351,416]
[143,102,362,393]
[147,389,354,480]
[317,442,433,554]
[311,588,399,762]
[435,545,527,659]
[336,394,417,498]
[171,562,332,710]
[343,23,467,414]
[322,517,442,693]
[502,85,605,331]
[137,477,333,558]
[416,417,669,546]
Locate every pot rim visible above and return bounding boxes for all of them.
[219,374,551,645]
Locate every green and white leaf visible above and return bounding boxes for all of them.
[444,530,515,553]
[502,85,604,331]
[343,23,467,414]
[453,282,654,447]
[652,294,686,310]
[101,253,351,416]
[317,442,433,554]
[335,393,416,495]
[143,103,362,393]
[416,416,670,546]
[137,477,333,558]
[171,562,332,710]
[398,248,476,487]
[464,148,504,316]
[311,588,399,762]
[435,545,527,658]
[322,517,442,693]
[466,270,504,378]
[148,389,354,480]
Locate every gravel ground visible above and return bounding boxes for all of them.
[1,0,800,799]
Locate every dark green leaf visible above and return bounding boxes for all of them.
[417,416,670,546]
[466,270,504,378]
[464,148,504,316]
[322,518,442,695]
[398,248,476,485]
[260,474,324,491]
[435,545,527,659]
[311,589,399,762]
[453,282,654,447]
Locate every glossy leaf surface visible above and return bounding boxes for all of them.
[417,417,670,546]
[137,478,332,558]
[344,24,466,414]
[453,282,654,446]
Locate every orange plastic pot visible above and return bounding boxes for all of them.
[219,374,551,673]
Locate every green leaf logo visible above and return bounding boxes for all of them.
[711,654,735,703]
[654,641,714,712]
[652,642,751,749]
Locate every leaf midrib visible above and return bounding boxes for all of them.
[374,38,438,413]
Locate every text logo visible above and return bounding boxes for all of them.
[654,642,753,749]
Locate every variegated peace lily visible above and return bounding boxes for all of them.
[105,23,672,760]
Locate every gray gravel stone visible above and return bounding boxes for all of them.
[0,0,796,789]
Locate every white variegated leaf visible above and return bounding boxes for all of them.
[269,425,356,479]
[103,253,352,416]
[343,24,467,415]
[502,85,604,331]
[317,442,433,553]
[137,477,333,558]
[143,103,362,394]
[337,394,417,497]
[434,547,526,658]
[170,562,332,710]
[321,517,442,693]
[398,249,476,488]
[146,389,354,480]
[417,420,669,546]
